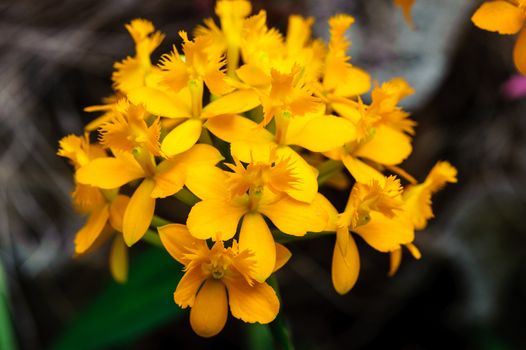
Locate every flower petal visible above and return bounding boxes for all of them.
[122,179,156,246]
[153,144,224,199]
[151,160,186,199]
[341,155,385,184]
[273,243,292,272]
[74,204,110,254]
[109,195,130,232]
[514,26,526,75]
[333,66,371,97]
[332,228,360,295]
[185,165,229,200]
[128,86,192,118]
[76,154,145,189]
[174,143,224,166]
[187,199,247,240]
[158,223,207,265]
[174,267,208,308]
[161,119,203,157]
[109,235,128,283]
[224,278,279,324]
[201,89,261,118]
[205,113,274,144]
[471,1,525,35]
[314,193,339,231]
[353,211,414,252]
[190,279,228,337]
[236,64,271,87]
[355,125,411,165]
[240,213,276,282]
[259,194,328,236]
[388,248,402,277]
[275,146,318,203]
[285,115,356,152]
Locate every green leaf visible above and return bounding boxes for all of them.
[0,261,17,350]
[246,323,274,350]
[52,247,184,350]
[267,276,295,350]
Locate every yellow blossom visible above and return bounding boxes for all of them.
[56,6,459,334]
[327,176,414,294]
[58,134,106,213]
[319,14,370,100]
[403,161,458,230]
[126,31,260,157]
[240,10,285,73]
[112,19,165,94]
[327,78,415,184]
[58,134,130,282]
[206,109,355,203]
[260,65,322,126]
[387,161,457,276]
[158,224,289,337]
[185,159,329,281]
[76,144,223,246]
[195,0,252,74]
[472,0,526,74]
[98,99,161,156]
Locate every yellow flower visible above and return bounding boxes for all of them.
[58,134,130,282]
[76,144,223,246]
[472,0,526,74]
[75,194,131,284]
[388,161,457,276]
[83,94,123,131]
[318,15,371,100]
[127,31,261,157]
[112,19,165,94]
[327,78,415,184]
[233,13,322,92]
[195,0,252,74]
[158,224,289,337]
[240,10,285,74]
[98,99,161,156]
[403,161,458,230]
[158,31,232,96]
[58,134,106,213]
[206,108,355,203]
[185,158,328,281]
[260,65,322,126]
[328,176,414,294]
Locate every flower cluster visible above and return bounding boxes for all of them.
[58,0,456,337]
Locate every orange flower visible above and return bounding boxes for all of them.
[158,224,290,337]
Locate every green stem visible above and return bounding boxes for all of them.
[268,275,295,350]
[174,187,200,206]
[317,159,343,186]
[142,229,163,248]
[0,262,16,350]
[150,215,171,228]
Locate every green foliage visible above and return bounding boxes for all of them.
[52,247,184,350]
[0,261,17,350]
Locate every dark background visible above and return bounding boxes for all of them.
[1,0,526,349]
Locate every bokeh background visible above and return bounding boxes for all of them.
[1,0,526,349]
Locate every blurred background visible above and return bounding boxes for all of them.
[1,0,526,349]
